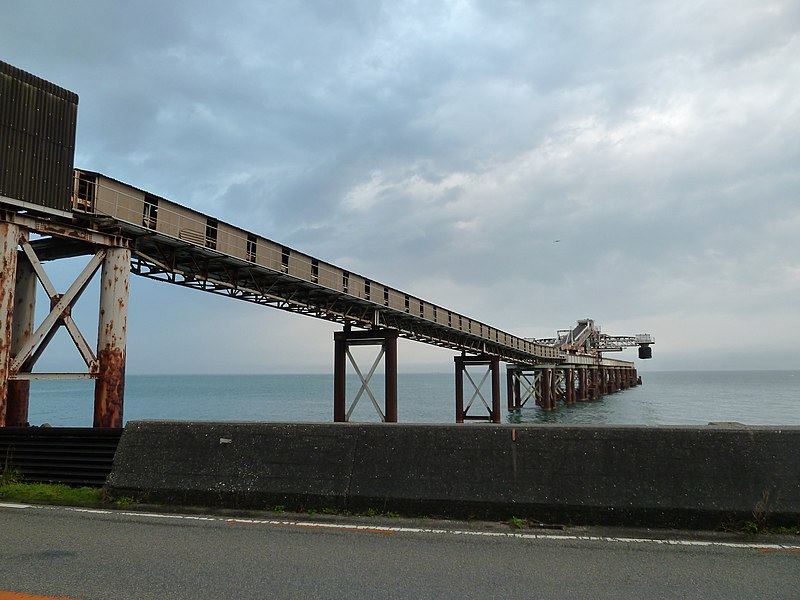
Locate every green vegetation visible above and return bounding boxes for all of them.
[0,481,103,505]
[508,516,526,529]
[273,504,286,513]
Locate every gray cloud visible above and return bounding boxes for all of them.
[2,0,798,372]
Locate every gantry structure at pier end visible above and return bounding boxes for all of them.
[0,60,653,427]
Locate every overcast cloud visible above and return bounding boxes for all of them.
[2,1,799,373]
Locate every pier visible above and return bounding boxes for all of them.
[0,60,653,428]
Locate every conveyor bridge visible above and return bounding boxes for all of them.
[0,60,653,427]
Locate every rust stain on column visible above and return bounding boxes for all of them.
[94,345,125,428]
[94,248,130,428]
[0,223,20,427]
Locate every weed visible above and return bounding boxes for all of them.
[114,496,135,506]
[321,507,337,515]
[750,489,771,532]
[1,465,23,485]
[273,504,286,513]
[508,516,526,529]
[365,508,378,517]
[307,508,318,515]
[385,511,400,518]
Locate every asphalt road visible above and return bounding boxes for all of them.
[1,503,798,599]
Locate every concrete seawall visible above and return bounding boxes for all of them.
[106,421,800,528]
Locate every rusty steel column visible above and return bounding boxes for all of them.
[0,223,20,427]
[565,369,576,405]
[506,367,515,412]
[541,368,552,411]
[590,368,600,400]
[333,332,347,422]
[455,356,465,423]
[7,249,36,426]
[577,368,588,401]
[384,330,398,423]
[93,247,130,428]
[490,356,501,424]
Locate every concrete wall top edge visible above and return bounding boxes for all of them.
[124,420,800,433]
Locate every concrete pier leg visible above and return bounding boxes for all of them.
[7,250,36,426]
[93,247,130,428]
[0,223,20,427]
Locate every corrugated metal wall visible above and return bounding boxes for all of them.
[0,60,78,212]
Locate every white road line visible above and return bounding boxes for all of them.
[227,518,800,550]
[22,505,800,551]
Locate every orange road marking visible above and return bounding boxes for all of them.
[759,548,800,554]
[0,593,78,600]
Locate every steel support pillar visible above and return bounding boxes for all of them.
[565,368,576,405]
[577,368,589,401]
[506,366,537,412]
[333,327,399,423]
[0,223,20,427]
[6,249,36,425]
[93,247,131,428]
[590,368,601,400]
[539,368,553,411]
[455,355,501,423]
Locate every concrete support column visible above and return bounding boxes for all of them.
[7,250,36,426]
[0,223,20,427]
[93,247,130,428]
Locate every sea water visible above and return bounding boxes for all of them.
[22,370,800,427]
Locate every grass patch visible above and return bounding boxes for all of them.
[0,481,103,506]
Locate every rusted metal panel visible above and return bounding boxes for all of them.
[94,247,130,428]
[0,60,77,212]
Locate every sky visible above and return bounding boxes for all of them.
[2,0,799,374]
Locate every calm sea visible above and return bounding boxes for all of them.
[23,370,800,427]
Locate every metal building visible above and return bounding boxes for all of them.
[0,60,78,213]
